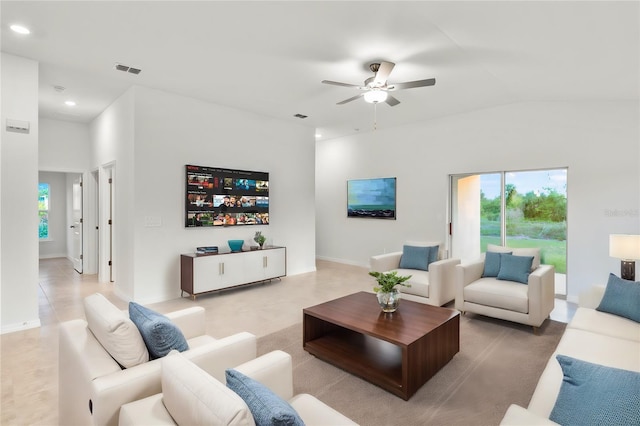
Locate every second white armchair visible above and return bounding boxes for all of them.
[370,241,460,306]
[455,245,555,333]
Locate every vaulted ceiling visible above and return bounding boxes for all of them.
[2,1,638,140]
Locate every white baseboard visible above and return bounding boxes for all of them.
[1,319,41,335]
[316,255,369,269]
[566,294,579,304]
[38,253,67,259]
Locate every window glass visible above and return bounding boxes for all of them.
[39,183,50,239]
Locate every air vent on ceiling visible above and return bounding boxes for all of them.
[114,63,142,75]
[293,114,308,119]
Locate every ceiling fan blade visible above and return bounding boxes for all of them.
[385,95,400,107]
[322,80,361,88]
[336,94,364,105]
[390,78,436,90]
[373,61,395,86]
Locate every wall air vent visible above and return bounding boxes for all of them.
[114,63,142,75]
[293,114,308,119]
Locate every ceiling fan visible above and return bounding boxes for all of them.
[322,61,435,107]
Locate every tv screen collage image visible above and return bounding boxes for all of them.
[185,164,269,227]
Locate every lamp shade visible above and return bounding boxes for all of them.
[609,234,640,260]
[364,90,387,104]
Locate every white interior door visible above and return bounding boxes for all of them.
[72,175,83,273]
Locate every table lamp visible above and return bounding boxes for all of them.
[609,234,640,281]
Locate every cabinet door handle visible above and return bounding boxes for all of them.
[263,256,267,268]
[219,262,225,275]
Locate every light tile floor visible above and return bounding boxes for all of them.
[0,258,577,425]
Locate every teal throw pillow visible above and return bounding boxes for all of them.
[483,251,511,277]
[399,245,431,271]
[496,254,533,284]
[129,302,189,359]
[428,245,439,266]
[596,273,640,323]
[549,355,640,425]
[226,368,304,426]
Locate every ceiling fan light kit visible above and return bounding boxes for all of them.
[364,90,387,104]
[322,61,436,107]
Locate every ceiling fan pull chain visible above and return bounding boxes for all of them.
[374,103,378,131]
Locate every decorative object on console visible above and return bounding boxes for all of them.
[609,234,640,280]
[196,246,218,254]
[228,239,244,252]
[369,270,412,313]
[254,231,266,249]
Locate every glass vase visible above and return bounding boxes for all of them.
[377,289,400,313]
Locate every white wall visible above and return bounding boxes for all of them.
[39,118,90,172]
[38,171,67,258]
[0,53,40,333]
[91,86,316,303]
[90,89,135,296]
[316,101,640,302]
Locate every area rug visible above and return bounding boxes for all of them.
[257,313,566,426]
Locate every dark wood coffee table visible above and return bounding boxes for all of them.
[303,291,459,400]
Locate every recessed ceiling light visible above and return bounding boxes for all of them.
[10,24,30,35]
[65,101,76,107]
[315,134,322,138]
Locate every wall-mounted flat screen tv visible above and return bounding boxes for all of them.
[347,177,396,219]
[185,164,269,227]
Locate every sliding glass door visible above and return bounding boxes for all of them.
[450,168,567,295]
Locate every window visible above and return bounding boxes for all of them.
[39,183,50,240]
[451,168,567,295]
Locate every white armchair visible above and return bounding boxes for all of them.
[370,241,460,306]
[455,246,555,333]
[119,350,358,426]
[59,296,257,426]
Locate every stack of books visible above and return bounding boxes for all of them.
[196,246,218,255]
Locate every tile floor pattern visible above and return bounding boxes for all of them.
[0,258,577,425]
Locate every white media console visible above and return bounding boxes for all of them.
[180,246,286,299]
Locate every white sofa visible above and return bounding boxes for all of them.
[119,350,358,426]
[370,241,460,306]
[501,284,640,425]
[59,296,258,426]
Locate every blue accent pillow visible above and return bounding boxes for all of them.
[427,245,439,267]
[550,355,640,425]
[596,273,640,323]
[399,245,430,271]
[483,251,511,277]
[129,302,189,359]
[226,368,304,426]
[496,254,533,284]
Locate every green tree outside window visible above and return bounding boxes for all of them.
[39,183,50,239]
